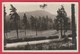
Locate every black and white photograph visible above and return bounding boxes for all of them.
[2,2,78,51]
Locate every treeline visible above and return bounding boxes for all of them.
[5,14,71,32]
[6,14,55,31]
[29,15,54,30]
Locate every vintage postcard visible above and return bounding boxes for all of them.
[2,2,79,53]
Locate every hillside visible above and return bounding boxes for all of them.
[6,10,56,21]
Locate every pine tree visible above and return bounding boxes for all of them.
[23,13,27,36]
[9,4,20,39]
[35,17,38,36]
[56,5,69,38]
[4,5,7,47]
[30,16,34,29]
[30,16,38,36]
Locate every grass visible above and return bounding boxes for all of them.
[5,30,71,39]
[5,30,72,43]
[4,30,76,50]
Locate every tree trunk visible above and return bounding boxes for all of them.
[64,20,65,36]
[4,13,6,44]
[35,22,37,36]
[71,4,76,49]
[25,27,26,36]
[15,21,19,39]
[60,19,63,38]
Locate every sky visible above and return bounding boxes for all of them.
[2,2,78,17]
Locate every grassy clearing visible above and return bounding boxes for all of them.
[6,30,71,39]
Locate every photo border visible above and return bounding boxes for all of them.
[0,0,80,54]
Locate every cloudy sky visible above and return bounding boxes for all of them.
[2,2,78,17]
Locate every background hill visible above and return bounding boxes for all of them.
[6,10,56,21]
